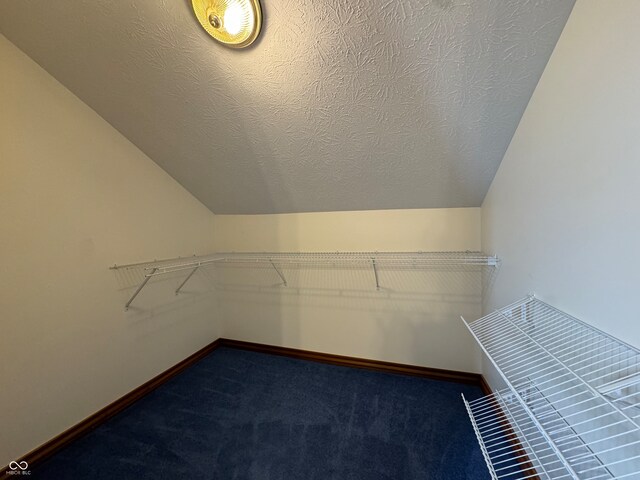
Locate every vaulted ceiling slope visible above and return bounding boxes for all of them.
[0,0,574,214]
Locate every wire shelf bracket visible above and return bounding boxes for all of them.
[124,267,157,311]
[175,266,199,295]
[269,259,287,287]
[462,296,640,479]
[114,257,223,311]
[372,258,380,290]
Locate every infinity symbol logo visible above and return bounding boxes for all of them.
[9,461,28,470]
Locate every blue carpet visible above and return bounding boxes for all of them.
[34,347,491,480]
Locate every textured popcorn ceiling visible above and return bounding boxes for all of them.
[0,0,574,214]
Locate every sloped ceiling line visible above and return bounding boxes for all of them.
[0,0,575,214]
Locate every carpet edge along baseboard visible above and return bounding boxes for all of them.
[221,339,486,386]
[0,339,222,479]
[1,338,489,478]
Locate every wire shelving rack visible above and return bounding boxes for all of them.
[462,297,640,479]
[110,251,499,310]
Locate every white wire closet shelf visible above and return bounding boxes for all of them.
[110,251,499,310]
[462,297,640,480]
[212,251,498,266]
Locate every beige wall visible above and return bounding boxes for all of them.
[214,208,481,252]
[214,208,485,372]
[0,35,219,466]
[481,1,640,388]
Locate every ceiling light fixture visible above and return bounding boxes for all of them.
[192,0,262,48]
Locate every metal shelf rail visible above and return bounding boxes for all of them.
[110,251,499,310]
[462,297,640,479]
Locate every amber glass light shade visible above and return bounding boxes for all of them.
[192,0,262,48]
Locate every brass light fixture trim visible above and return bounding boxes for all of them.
[192,0,262,48]
[209,14,221,29]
